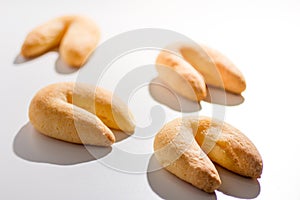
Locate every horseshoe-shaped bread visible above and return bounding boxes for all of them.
[29,82,135,146]
[154,116,262,192]
[155,44,246,100]
[21,15,100,68]
[154,117,221,193]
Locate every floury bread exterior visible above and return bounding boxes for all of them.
[156,51,207,101]
[21,15,100,68]
[180,45,246,94]
[154,116,263,193]
[29,82,135,146]
[155,43,246,102]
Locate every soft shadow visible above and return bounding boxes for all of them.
[147,155,217,200]
[216,165,260,199]
[112,129,131,142]
[13,49,58,65]
[149,78,201,112]
[13,51,78,75]
[55,56,78,74]
[13,123,111,165]
[13,54,32,64]
[204,86,244,106]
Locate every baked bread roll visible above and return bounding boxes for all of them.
[156,51,207,101]
[154,116,263,192]
[180,44,246,94]
[21,15,100,68]
[194,116,263,178]
[155,44,246,101]
[154,117,221,193]
[29,82,135,146]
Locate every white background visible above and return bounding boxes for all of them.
[1,0,300,199]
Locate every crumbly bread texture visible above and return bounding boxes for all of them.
[154,118,221,193]
[193,116,263,178]
[21,15,100,68]
[29,82,135,146]
[154,116,263,192]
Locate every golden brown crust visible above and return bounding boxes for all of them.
[59,16,100,67]
[21,16,68,58]
[29,82,135,146]
[156,51,207,101]
[154,118,221,193]
[194,117,263,178]
[180,45,246,94]
[203,46,246,93]
[21,15,100,68]
[154,116,263,192]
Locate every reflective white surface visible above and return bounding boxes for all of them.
[1,0,300,199]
